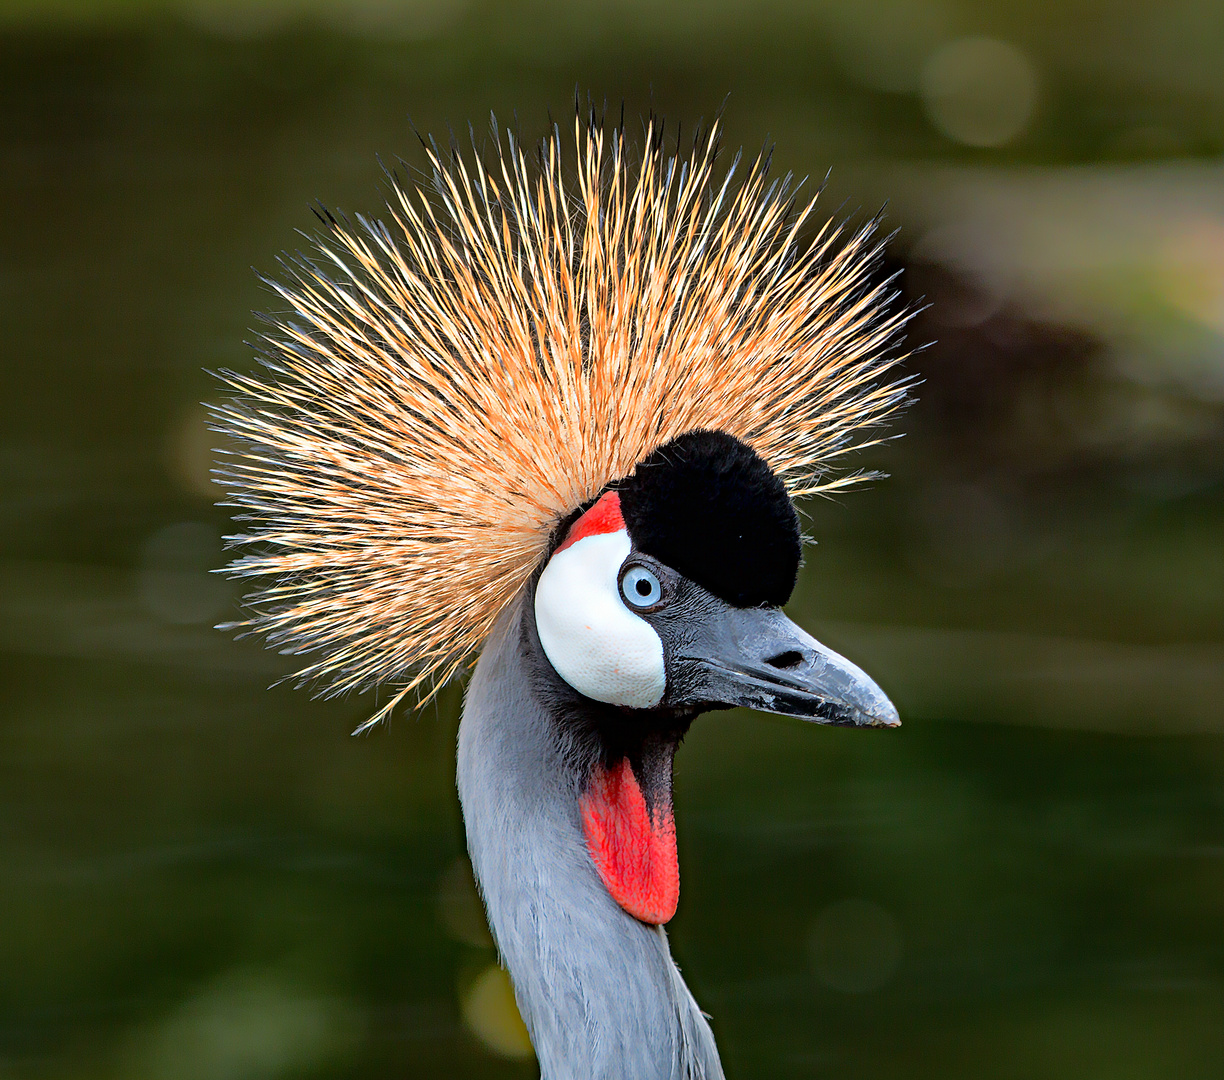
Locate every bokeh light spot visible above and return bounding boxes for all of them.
[460,964,534,1061]
[921,36,1038,147]
[120,967,360,1080]
[165,404,219,500]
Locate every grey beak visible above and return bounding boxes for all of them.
[677,605,900,728]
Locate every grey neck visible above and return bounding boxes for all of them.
[456,592,724,1080]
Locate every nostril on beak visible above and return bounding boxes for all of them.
[764,650,804,670]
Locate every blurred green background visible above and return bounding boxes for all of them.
[2,1,1223,1077]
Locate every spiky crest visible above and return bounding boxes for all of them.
[213,112,911,728]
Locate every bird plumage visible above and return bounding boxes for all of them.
[215,107,910,1079]
[212,113,909,728]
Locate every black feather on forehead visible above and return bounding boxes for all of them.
[617,430,801,608]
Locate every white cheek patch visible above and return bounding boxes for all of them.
[534,530,666,709]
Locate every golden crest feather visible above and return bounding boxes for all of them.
[212,113,911,727]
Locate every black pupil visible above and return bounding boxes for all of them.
[635,578,651,596]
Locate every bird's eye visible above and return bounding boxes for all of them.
[620,564,663,610]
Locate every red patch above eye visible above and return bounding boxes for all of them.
[555,491,625,554]
[579,757,679,925]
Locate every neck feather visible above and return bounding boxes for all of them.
[456,592,723,1080]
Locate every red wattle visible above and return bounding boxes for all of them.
[555,491,625,553]
[579,757,679,925]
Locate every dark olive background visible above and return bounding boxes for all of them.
[2,2,1223,1078]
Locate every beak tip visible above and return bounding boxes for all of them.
[871,701,901,729]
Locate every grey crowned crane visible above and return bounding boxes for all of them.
[215,112,909,1079]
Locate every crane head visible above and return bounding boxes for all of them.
[533,430,898,925]
[534,429,899,728]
